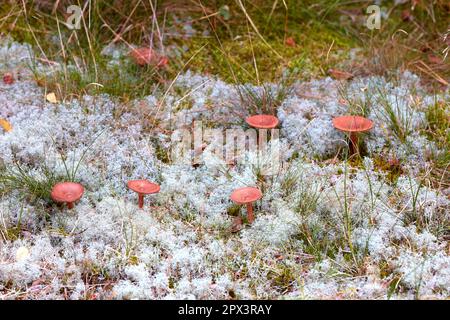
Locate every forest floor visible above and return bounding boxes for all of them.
[0,1,449,299]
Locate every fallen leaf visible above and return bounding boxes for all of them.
[274,253,284,261]
[46,92,58,103]
[338,98,348,105]
[328,69,354,80]
[0,118,12,132]
[324,157,338,165]
[31,279,45,287]
[16,246,30,262]
[428,54,443,64]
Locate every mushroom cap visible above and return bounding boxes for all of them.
[245,115,279,129]
[130,48,155,66]
[3,73,14,85]
[51,182,84,203]
[230,187,262,204]
[127,180,160,195]
[332,115,374,133]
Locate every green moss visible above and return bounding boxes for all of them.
[153,139,171,164]
[180,21,356,84]
[425,100,449,148]
[373,156,403,184]
[423,99,450,188]
[267,263,297,292]
[227,203,242,217]
[1,226,22,241]
[128,255,139,265]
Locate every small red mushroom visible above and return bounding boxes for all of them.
[130,48,155,66]
[130,48,169,68]
[285,37,296,47]
[332,115,373,156]
[51,182,84,209]
[3,73,14,85]
[127,179,160,209]
[230,187,262,224]
[245,115,279,129]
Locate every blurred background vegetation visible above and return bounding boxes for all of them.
[1,0,448,101]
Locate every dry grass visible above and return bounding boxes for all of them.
[352,0,450,88]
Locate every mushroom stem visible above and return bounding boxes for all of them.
[246,203,254,224]
[349,132,359,156]
[138,193,144,209]
[67,202,74,209]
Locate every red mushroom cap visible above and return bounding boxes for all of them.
[245,115,279,129]
[51,182,84,204]
[332,115,373,133]
[130,48,155,66]
[3,73,14,85]
[230,187,262,204]
[127,180,160,195]
[285,37,296,47]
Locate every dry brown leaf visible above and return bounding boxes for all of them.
[328,69,354,80]
[339,98,348,105]
[427,54,443,65]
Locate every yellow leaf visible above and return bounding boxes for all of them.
[0,118,12,132]
[46,92,58,103]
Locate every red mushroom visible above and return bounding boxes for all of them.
[245,115,279,129]
[51,182,84,209]
[332,115,373,156]
[130,48,155,66]
[130,48,169,68]
[127,179,160,209]
[3,73,14,85]
[230,187,262,224]
[285,37,296,47]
